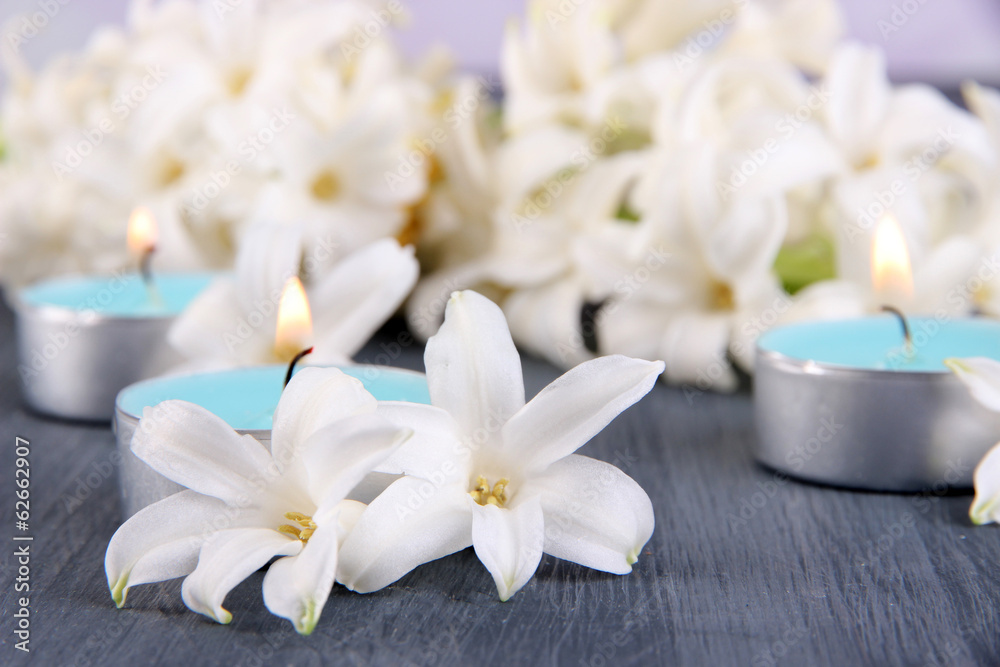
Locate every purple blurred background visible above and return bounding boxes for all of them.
[1,0,998,86]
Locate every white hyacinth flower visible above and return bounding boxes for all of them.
[168,224,418,368]
[105,368,412,633]
[337,290,663,600]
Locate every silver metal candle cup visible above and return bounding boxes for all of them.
[114,408,270,519]
[10,294,186,422]
[754,347,1000,492]
[113,364,430,519]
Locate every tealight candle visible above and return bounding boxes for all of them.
[754,215,1000,491]
[755,317,1000,491]
[113,276,431,517]
[113,364,431,518]
[9,209,214,421]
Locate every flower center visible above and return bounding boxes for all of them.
[469,475,509,507]
[277,511,317,543]
[709,280,735,311]
[157,155,186,188]
[856,152,881,171]
[227,67,252,97]
[310,169,341,201]
[974,283,993,309]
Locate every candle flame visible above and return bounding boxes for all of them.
[127,207,158,256]
[275,277,313,361]
[871,214,913,307]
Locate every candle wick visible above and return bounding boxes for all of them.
[284,347,314,388]
[880,305,913,354]
[140,247,163,307]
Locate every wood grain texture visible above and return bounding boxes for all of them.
[0,298,998,667]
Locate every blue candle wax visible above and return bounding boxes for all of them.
[758,316,1000,372]
[18,272,215,317]
[117,365,431,430]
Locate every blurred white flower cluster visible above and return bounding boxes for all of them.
[410,0,1000,390]
[4,0,999,391]
[0,0,435,285]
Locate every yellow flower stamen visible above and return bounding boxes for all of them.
[709,280,735,312]
[277,511,317,543]
[470,475,510,507]
[278,525,303,538]
[310,169,340,201]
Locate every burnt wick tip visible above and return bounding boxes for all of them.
[284,347,314,388]
[880,305,912,349]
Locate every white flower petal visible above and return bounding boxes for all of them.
[490,215,574,286]
[471,498,544,601]
[721,0,843,74]
[270,368,377,475]
[883,85,995,168]
[334,499,368,540]
[167,278,256,363]
[946,357,1000,413]
[502,355,664,471]
[528,455,654,574]
[301,415,411,519]
[235,224,303,315]
[705,196,788,285]
[596,298,673,362]
[424,291,526,436]
[181,528,301,625]
[375,401,467,483]
[971,442,1000,525]
[781,280,867,323]
[262,521,339,635]
[913,237,983,317]
[347,473,402,504]
[106,490,248,607]
[494,125,590,207]
[309,239,419,362]
[503,278,595,369]
[964,81,1000,155]
[131,401,274,504]
[660,313,738,392]
[823,43,890,165]
[337,476,472,594]
[405,262,494,340]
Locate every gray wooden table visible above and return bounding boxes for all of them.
[0,297,997,667]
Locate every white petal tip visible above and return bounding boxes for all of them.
[198,605,232,625]
[495,577,527,602]
[294,601,320,635]
[970,499,999,526]
[617,356,665,378]
[944,358,967,373]
[110,576,129,608]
